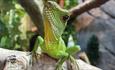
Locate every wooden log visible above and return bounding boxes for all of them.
[0,48,102,70]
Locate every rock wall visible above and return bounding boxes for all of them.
[76,0,115,70]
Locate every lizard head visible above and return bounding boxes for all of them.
[44,1,70,23]
[44,1,70,37]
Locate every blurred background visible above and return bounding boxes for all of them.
[0,0,115,70]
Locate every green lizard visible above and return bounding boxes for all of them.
[34,1,81,70]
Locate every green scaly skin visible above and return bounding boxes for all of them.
[34,1,81,70]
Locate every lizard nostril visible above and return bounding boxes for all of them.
[62,15,69,21]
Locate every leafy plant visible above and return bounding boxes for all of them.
[0,0,34,51]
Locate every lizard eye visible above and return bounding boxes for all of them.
[62,15,69,21]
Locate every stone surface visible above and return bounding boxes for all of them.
[101,0,115,18]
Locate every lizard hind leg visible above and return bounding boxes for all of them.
[55,56,68,70]
[69,56,80,70]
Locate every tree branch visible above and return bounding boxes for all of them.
[18,0,109,34]
[68,0,109,23]
[18,0,44,36]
